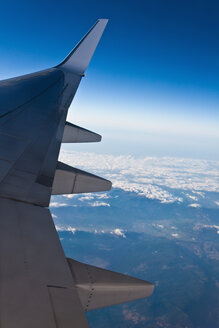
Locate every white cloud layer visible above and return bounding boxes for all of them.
[50,202,68,208]
[55,225,127,238]
[55,225,77,234]
[59,150,219,204]
[90,201,110,207]
[193,224,219,235]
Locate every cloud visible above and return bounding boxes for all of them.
[50,197,111,208]
[51,213,58,219]
[59,150,219,204]
[50,202,79,208]
[186,193,198,201]
[95,193,111,199]
[193,224,219,235]
[152,224,164,229]
[189,203,201,208]
[113,180,182,203]
[55,225,76,234]
[89,201,110,207]
[78,194,94,201]
[50,202,68,208]
[58,226,127,238]
[123,309,147,324]
[62,194,77,199]
[111,228,126,238]
[171,233,179,238]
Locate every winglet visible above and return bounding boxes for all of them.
[57,19,108,75]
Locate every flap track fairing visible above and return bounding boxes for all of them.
[62,121,101,143]
[67,258,154,311]
[52,161,112,195]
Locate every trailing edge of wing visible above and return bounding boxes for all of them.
[67,258,154,311]
[52,161,112,195]
[62,121,101,143]
[57,19,108,75]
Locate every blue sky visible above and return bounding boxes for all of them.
[0,0,219,159]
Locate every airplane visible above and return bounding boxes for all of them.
[0,19,154,327]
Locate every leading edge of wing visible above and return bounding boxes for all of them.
[56,19,108,75]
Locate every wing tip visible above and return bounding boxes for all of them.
[57,19,109,74]
[98,18,109,22]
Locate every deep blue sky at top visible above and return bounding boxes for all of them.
[0,0,219,159]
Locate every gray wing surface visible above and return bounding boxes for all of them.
[0,198,89,328]
[0,19,153,328]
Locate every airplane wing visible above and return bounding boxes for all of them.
[0,19,154,328]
